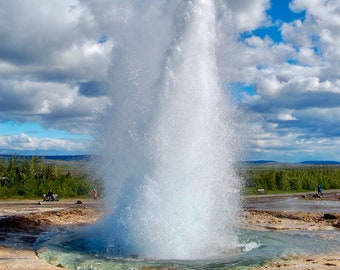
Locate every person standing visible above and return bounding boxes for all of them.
[47,189,54,201]
[317,184,323,197]
[93,188,98,200]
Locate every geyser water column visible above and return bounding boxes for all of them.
[95,0,243,260]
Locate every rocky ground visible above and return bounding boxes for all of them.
[243,191,340,269]
[243,210,340,231]
[0,193,339,269]
[0,199,104,270]
[242,210,340,270]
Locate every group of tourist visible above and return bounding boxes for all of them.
[44,188,98,201]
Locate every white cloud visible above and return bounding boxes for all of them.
[256,74,284,97]
[0,1,112,137]
[227,0,340,162]
[0,0,339,161]
[278,114,297,121]
[0,133,91,153]
[228,0,271,31]
[0,79,111,133]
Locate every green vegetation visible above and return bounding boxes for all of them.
[1,156,339,199]
[242,164,340,195]
[0,155,102,199]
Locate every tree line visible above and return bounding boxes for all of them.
[0,155,101,199]
[245,165,340,192]
[1,156,339,198]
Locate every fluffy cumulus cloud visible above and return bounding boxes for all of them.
[0,0,339,162]
[226,0,340,162]
[0,0,112,153]
[0,133,91,154]
[227,0,271,31]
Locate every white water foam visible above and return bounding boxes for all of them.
[93,0,244,260]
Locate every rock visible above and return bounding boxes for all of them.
[332,222,340,228]
[322,213,337,220]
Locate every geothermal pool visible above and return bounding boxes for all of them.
[35,230,340,270]
[35,196,340,270]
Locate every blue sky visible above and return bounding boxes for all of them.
[0,121,89,139]
[0,0,339,162]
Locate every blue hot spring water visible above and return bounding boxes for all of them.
[91,0,243,260]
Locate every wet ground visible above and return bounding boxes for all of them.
[244,190,340,213]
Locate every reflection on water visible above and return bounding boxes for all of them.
[36,228,340,270]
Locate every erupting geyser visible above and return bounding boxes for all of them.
[94,0,244,260]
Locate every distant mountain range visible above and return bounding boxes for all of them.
[244,160,277,164]
[245,160,340,165]
[299,160,340,165]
